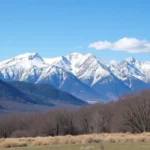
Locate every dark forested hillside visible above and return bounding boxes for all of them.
[0,80,87,113]
[0,80,46,104]
[9,81,88,106]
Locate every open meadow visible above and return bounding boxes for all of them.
[1,133,150,150]
[2,143,150,150]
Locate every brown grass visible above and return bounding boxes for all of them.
[0,139,27,148]
[1,133,150,148]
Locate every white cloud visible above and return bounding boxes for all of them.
[88,37,150,53]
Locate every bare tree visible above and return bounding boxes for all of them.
[0,115,16,138]
[42,109,76,136]
[121,91,150,133]
[90,103,112,133]
[77,106,91,134]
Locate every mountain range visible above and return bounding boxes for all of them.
[0,52,150,101]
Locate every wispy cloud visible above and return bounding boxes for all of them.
[89,37,150,53]
[76,46,83,49]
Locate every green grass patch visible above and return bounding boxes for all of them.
[2,143,150,150]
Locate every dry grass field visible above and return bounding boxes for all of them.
[1,133,150,149]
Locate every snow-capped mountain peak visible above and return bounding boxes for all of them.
[0,52,149,101]
[67,52,83,58]
[11,52,43,61]
[85,52,96,59]
[66,53,84,64]
[0,52,46,70]
[0,53,48,82]
[126,57,136,63]
[125,57,141,70]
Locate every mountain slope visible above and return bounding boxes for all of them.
[9,81,88,106]
[0,79,55,113]
[36,66,105,101]
[0,79,42,104]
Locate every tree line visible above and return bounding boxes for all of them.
[0,90,150,138]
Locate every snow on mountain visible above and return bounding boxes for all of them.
[65,53,86,74]
[0,53,47,82]
[0,53,46,69]
[0,52,149,101]
[107,57,150,90]
[36,65,104,100]
[44,56,72,72]
[43,53,150,98]
[141,62,150,83]
[0,53,104,101]
[118,59,145,81]
[44,52,112,85]
[43,52,84,74]
[74,53,130,99]
[44,53,130,99]
[74,53,110,85]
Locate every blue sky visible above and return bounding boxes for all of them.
[0,0,150,62]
